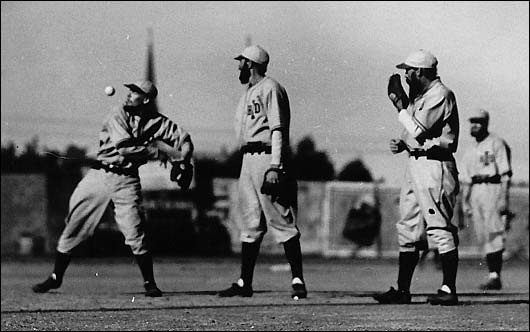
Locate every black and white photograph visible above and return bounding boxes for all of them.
[1,1,528,330]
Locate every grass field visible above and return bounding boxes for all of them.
[1,256,528,331]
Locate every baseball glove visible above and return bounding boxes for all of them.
[260,167,286,202]
[170,160,193,190]
[387,73,409,110]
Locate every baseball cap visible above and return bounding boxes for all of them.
[234,45,269,65]
[396,49,438,69]
[124,80,158,99]
[468,108,490,122]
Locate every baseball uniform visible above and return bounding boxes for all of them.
[374,50,460,306]
[234,76,298,243]
[57,105,190,255]
[33,80,192,297]
[397,78,460,254]
[461,133,512,254]
[218,45,306,300]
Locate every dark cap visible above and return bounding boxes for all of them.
[469,109,490,122]
[124,80,158,99]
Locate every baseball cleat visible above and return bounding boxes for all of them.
[32,274,62,293]
[427,289,459,306]
[372,286,411,304]
[479,277,502,290]
[144,281,163,297]
[218,283,253,297]
[291,283,307,299]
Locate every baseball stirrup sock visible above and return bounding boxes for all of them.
[241,240,261,286]
[441,249,459,293]
[486,250,503,275]
[397,251,419,292]
[135,253,155,283]
[53,251,71,281]
[283,234,304,281]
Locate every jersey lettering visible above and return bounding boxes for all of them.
[479,151,495,166]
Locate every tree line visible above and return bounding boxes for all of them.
[1,135,375,182]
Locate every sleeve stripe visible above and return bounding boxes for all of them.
[412,114,428,132]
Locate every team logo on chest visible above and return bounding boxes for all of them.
[479,150,495,166]
[246,96,263,119]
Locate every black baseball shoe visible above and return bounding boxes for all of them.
[479,277,502,290]
[373,286,411,304]
[291,283,307,299]
[218,283,253,297]
[427,289,459,306]
[32,274,62,293]
[144,281,163,297]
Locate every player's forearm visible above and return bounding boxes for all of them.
[180,138,194,163]
[270,129,283,168]
[398,110,423,138]
[116,140,158,161]
[500,176,511,206]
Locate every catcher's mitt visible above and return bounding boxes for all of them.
[387,73,409,110]
[170,160,193,189]
[260,167,286,202]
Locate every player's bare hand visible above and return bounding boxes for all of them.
[389,139,406,154]
[265,169,280,183]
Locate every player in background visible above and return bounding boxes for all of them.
[461,109,512,290]
[32,80,194,297]
[373,50,461,305]
[217,45,307,300]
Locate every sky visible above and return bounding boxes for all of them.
[2,1,529,186]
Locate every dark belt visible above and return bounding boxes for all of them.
[409,149,453,161]
[92,161,138,177]
[241,142,271,154]
[471,174,501,184]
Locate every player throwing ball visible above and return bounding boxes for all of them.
[217,45,307,300]
[373,50,461,305]
[32,80,194,297]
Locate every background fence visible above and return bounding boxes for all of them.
[1,174,528,259]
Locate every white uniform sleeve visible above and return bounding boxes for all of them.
[270,129,283,167]
[495,139,512,179]
[266,84,289,131]
[398,110,423,138]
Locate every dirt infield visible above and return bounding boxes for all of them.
[2,256,528,331]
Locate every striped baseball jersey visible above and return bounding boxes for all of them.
[234,77,290,148]
[399,78,459,153]
[97,106,190,170]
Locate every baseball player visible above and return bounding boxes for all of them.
[373,50,461,305]
[32,80,194,297]
[461,109,512,290]
[217,45,307,299]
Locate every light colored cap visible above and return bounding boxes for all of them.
[124,80,158,99]
[234,45,270,65]
[396,49,438,69]
[469,108,490,122]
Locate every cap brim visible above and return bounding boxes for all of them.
[124,84,144,94]
[469,117,487,122]
[396,63,412,69]
[234,55,245,61]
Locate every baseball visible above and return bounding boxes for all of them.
[105,86,115,96]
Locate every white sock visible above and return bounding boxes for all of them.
[488,272,500,279]
[440,285,452,294]
[292,277,304,285]
[237,278,244,287]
